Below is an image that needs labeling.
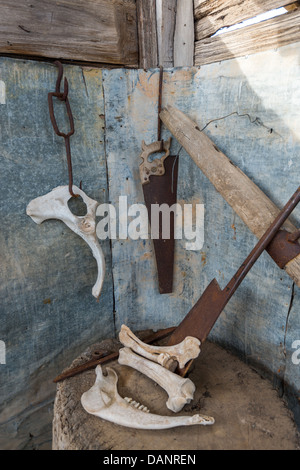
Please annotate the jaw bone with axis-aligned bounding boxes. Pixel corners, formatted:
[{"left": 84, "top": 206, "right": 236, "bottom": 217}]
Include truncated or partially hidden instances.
[
  {"left": 81, "top": 365, "right": 214, "bottom": 430},
  {"left": 119, "top": 324, "right": 201, "bottom": 370},
  {"left": 26, "top": 185, "right": 105, "bottom": 299},
  {"left": 118, "top": 347, "right": 196, "bottom": 413}
]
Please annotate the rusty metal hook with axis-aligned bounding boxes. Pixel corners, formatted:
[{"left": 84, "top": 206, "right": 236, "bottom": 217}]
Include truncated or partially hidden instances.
[
  {"left": 54, "top": 60, "right": 68, "bottom": 100},
  {"left": 48, "top": 92, "right": 75, "bottom": 139},
  {"left": 48, "top": 61, "right": 78, "bottom": 198}
]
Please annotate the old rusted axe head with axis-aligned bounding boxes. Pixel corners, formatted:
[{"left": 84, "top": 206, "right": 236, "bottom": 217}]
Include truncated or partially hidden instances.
[{"left": 168, "top": 186, "right": 300, "bottom": 376}]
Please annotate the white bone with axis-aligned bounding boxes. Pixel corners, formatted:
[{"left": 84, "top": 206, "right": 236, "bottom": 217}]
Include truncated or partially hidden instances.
[
  {"left": 118, "top": 347, "right": 197, "bottom": 413},
  {"left": 26, "top": 185, "right": 105, "bottom": 299},
  {"left": 81, "top": 365, "right": 214, "bottom": 429},
  {"left": 119, "top": 324, "right": 200, "bottom": 369}
]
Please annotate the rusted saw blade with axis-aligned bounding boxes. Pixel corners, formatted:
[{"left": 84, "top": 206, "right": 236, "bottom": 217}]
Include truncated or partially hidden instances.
[
  {"left": 168, "top": 186, "right": 300, "bottom": 376},
  {"left": 139, "top": 137, "right": 178, "bottom": 294}
]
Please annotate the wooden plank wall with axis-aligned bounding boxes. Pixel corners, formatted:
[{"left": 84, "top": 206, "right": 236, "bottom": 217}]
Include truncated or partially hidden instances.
[
  {"left": 0, "top": 0, "right": 138, "bottom": 66},
  {"left": 1, "top": 45, "right": 299, "bottom": 447},
  {"left": 0, "top": 0, "right": 195, "bottom": 69},
  {"left": 102, "top": 43, "right": 300, "bottom": 416},
  {"left": 1, "top": 0, "right": 300, "bottom": 450},
  {"left": 194, "top": 0, "right": 300, "bottom": 66},
  {"left": 0, "top": 45, "right": 300, "bottom": 450},
  {"left": 0, "top": 58, "right": 114, "bottom": 449},
  {"left": 137, "top": 0, "right": 194, "bottom": 68},
  {"left": 104, "top": 43, "right": 300, "bottom": 366},
  {"left": 136, "top": 0, "right": 158, "bottom": 69},
  {"left": 2, "top": 1, "right": 300, "bottom": 69}
]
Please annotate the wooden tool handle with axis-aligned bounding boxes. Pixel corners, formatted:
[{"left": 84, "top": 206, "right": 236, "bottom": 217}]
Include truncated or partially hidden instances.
[{"left": 160, "top": 105, "right": 300, "bottom": 288}]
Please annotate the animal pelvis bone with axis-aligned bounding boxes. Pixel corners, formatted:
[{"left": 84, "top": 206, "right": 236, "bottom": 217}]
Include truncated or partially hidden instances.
[
  {"left": 119, "top": 324, "right": 200, "bottom": 370},
  {"left": 26, "top": 185, "right": 105, "bottom": 299},
  {"left": 119, "top": 347, "right": 196, "bottom": 413},
  {"left": 81, "top": 365, "right": 214, "bottom": 430}
]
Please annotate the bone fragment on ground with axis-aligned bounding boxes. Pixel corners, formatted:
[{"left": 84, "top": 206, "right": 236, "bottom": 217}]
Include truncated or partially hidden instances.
[
  {"left": 119, "top": 324, "right": 200, "bottom": 370},
  {"left": 81, "top": 365, "right": 214, "bottom": 429},
  {"left": 118, "top": 347, "right": 198, "bottom": 413}
]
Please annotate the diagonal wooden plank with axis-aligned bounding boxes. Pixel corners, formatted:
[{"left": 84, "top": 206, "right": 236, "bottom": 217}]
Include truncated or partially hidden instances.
[
  {"left": 160, "top": 104, "right": 300, "bottom": 288},
  {"left": 195, "top": 9, "right": 300, "bottom": 65},
  {"left": 194, "top": 0, "right": 294, "bottom": 40}
]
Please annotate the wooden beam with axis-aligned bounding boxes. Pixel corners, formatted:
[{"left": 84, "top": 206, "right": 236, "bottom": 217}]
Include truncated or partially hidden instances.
[
  {"left": 160, "top": 105, "right": 300, "bottom": 288},
  {"left": 194, "top": 9, "right": 300, "bottom": 66},
  {"left": 156, "top": 0, "right": 177, "bottom": 67},
  {"left": 0, "top": 0, "right": 138, "bottom": 67},
  {"left": 194, "top": 0, "right": 295, "bottom": 40},
  {"left": 136, "top": 0, "right": 158, "bottom": 69},
  {"left": 174, "top": 0, "right": 194, "bottom": 66}
]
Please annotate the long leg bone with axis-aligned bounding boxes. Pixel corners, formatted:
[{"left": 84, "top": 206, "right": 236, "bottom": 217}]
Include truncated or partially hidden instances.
[
  {"left": 118, "top": 347, "right": 196, "bottom": 413},
  {"left": 81, "top": 365, "right": 214, "bottom": 429},
  {"left": 26, "top": 185, "right": 105, "bottom": 299},
  {"left": 119, "top": 324, "right": 200, "bottom": 370}
]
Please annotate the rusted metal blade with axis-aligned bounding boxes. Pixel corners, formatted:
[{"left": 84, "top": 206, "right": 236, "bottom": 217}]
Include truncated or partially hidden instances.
[
  {"left": 168, "top": 186, "right": 300, "bottom": 375},
  {"left": 266, "top": 229, "right": 300, "bottom": 268},
  {"left": 141, "top": 146, "right": 179, "bottom": 294},
  {"left": 168, "top": 279, "right": 224, "bottom": 347}
]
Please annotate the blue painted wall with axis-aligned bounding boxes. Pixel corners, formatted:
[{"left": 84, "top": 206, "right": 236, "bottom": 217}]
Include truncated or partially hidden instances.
[
  {"left": 0, "top": 59, "right": 114, "bottom": 449},
  {"left": 0, "top": 43, "right": 299, "bottom": 448}
]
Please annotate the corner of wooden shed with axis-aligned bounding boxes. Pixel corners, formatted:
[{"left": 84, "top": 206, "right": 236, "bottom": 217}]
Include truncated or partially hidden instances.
[{"left": 0, "top": 0, "right": 299, "bottom": 451}]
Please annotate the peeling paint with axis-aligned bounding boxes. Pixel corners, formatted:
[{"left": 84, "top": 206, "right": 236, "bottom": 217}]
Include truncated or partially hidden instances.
[{"left": 140, "top": 252, "right": 152, "bottom": 261}]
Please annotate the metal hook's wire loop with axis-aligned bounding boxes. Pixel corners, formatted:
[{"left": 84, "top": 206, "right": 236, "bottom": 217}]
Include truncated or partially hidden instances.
[{"left": 48, "top": 61, "right": 78, "bottom": 197}]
